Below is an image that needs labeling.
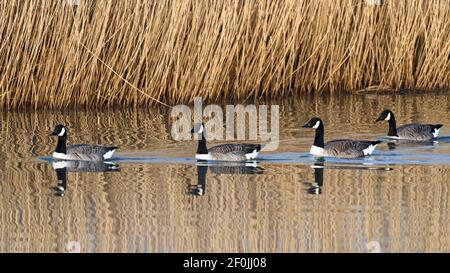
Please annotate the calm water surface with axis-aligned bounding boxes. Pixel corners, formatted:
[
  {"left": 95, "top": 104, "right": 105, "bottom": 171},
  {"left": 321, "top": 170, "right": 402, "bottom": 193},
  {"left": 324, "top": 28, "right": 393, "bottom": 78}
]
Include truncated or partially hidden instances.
[{"left": 0, "top": 92, "right": 449, "bottom": 252}]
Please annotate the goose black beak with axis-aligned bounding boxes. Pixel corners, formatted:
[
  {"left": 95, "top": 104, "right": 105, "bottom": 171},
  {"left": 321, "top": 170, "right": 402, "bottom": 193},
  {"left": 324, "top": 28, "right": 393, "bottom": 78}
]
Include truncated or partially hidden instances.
[
  {"left": 302, "top": 123, "right": 310, "bottom": 128},
  {"left": 49, "top": 132, "right": 57, "bottom": 136},
  {"left": 375, "top": 117, "right": 383, "bottom": 122}
]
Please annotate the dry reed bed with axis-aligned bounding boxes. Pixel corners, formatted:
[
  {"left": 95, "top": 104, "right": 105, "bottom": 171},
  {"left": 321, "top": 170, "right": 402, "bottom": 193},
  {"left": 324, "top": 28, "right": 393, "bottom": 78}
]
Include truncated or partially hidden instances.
[{"left": 0, "top": 0, "right": 449, "bottom": 109}]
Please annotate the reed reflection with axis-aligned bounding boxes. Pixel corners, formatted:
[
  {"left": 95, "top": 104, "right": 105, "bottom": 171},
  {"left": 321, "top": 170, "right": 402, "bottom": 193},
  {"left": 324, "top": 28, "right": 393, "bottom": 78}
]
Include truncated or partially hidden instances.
[{"left": 50, "top": 161, "right": 120, "bottom": 197}]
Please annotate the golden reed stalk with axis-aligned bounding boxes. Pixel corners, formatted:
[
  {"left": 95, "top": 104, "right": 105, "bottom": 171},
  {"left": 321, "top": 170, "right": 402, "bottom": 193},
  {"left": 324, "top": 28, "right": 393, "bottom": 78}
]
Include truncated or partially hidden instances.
[{"left": 0, "top": 0, "right": 449, "bottom": 109}]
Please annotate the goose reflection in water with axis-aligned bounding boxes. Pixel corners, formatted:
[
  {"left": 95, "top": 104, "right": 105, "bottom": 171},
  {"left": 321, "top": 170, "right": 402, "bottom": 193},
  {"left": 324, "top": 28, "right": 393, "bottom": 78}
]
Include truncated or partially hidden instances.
[
  {"left": 51, "top": 161, "right": 120, "bottom": 197},
  {"left": 305, "top": 161, "right": 394, "bottom": 195},
  {"left": 187, "top": 162, "right": 264, "bottom": 196},
  {"left": 380, "top": 136, "right": 445, "bottom": 151},
  {"left": 307, "top": 161, "right": 324, "bottom": 195},
  {"left": 386, "top": 140, "right": 438, "bottom": 151}
]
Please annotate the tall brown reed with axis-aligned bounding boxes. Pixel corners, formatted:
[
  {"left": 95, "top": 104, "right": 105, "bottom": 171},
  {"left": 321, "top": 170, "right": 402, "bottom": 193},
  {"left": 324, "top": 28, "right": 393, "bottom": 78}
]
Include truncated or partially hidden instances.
[{"left": 0, "top": 0, "right": 449, "bottom": 109}]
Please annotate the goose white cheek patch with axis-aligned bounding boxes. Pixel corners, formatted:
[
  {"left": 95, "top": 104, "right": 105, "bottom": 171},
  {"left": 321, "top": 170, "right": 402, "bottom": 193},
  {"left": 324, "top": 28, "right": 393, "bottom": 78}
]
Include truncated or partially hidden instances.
[
  {"left": 385, "top": 113, "right": 391, "bottom": 121},
  {"left": 198, "top": 125, "right": 204, "bottom": 134},
  {"left": 58, "top": 128, "right": 66, "bottom": 136},
  {"left": 312, "top": 121, "right": 321, "bottom": 129}
]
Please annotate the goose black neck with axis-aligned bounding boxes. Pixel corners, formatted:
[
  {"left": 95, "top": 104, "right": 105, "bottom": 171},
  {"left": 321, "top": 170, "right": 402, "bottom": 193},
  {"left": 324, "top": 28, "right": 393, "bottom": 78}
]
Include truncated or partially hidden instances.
[
  {"left": 196, "top": 132, "right": 208, "bottom": 154},
  {"left": 387, "top": 114, "right": 398, "bottom": 137},
  {"left": 313, "top": 124, "right": 325, "bottom": 148},
  {"left": 55, "top": 136, "right": 67, "bottom": 154}
]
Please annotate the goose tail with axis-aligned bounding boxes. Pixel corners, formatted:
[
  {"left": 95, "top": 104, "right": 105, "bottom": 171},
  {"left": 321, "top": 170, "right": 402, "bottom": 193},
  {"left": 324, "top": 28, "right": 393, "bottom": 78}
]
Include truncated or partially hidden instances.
[
  {"left": 432, "top": 125, "right": 443, "bottom": 138},
  {"left": 103, "top": 147, "right": 119, "bottom": 160},
  {"left": 255, "top": 144, "right": 262, "bottom": 152},
  {"left": 363, "top": 141, "right": 381, "bottom": 156}
]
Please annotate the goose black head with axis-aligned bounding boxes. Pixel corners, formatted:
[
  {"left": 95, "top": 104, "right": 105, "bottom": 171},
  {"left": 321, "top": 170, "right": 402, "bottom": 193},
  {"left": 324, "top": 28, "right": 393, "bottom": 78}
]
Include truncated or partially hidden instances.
[
  {"left": 50, "top": 124, "right": 67, "bottom": 137},
  {"left": 191, "top": 123, "right": 205, "bottom": 134},
  {"left": 376, "top": 109, "right": 393, "bottom": 122},
  {"left": 302, "top": 117, "right": 323, "bottom": 129}
]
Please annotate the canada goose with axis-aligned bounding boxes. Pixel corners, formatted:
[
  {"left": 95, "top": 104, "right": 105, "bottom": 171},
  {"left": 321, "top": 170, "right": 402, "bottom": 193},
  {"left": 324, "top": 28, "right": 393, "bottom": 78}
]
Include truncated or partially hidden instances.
[
  {"left": 50, "top": 124, "right": 119, "bottom": 161},
  {"left": 302, "top": 117, "right": 381, "bottom": 158},
  {"left": 191, "top": 123, "right": 261, "bottom": 161},
  {"left": 376, "top": 109, "right": 443, "bottom": 141}
]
